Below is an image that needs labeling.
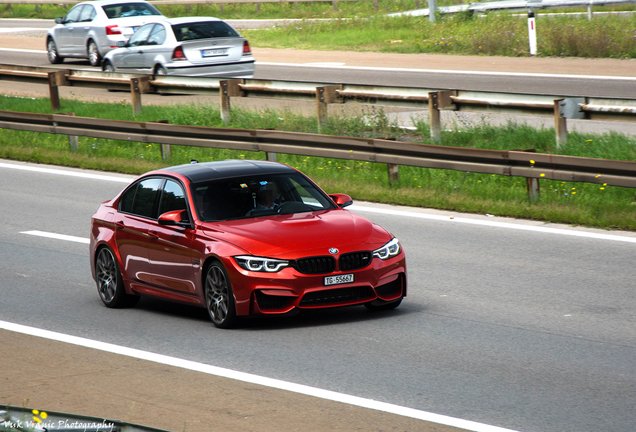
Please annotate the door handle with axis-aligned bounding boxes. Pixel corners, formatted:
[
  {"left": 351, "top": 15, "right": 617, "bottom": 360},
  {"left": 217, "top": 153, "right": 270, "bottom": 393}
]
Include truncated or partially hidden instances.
[
  {"left": 149, "top": 230, "right": 159, "bottom": 240},
  {"left": 115, "top": 220, "right": 125, "bottom": 229}
]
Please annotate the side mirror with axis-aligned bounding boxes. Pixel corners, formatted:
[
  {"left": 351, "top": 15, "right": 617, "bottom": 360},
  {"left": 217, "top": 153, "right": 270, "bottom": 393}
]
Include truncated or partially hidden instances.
[
  {"left": 117, "top": 40, "right": 127, "bottom": 48},
  {"left": 55, "top": 17, "right": 64, "bottom": 24},
  {"left": 329, "top": 193, "right": 353, "bottom": 208},
  {"left": 158, "top": 210, "right": 190, "bottom": 227}
]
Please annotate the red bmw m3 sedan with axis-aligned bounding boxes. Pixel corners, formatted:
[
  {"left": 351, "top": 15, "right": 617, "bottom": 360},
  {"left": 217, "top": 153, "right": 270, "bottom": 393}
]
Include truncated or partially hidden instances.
[{"left": 90, "top": 160, "right": 407, "bottom": 328}]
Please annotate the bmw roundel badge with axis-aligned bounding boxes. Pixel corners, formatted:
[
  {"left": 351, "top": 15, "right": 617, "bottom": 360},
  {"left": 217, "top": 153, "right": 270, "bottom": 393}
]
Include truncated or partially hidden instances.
[{"left": 329, "top": 248, "right": 339, "bottom": 254}]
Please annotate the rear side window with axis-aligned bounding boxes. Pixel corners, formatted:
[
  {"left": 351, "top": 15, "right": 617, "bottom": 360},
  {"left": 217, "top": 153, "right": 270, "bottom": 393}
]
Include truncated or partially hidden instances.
[
  {"left": 147, "top": 24, "right": 166, "bottom": 45},
  {"left": 172, "top": 21, "right": 239, "bottom": 42},
  {"left": 119, "top": 178, "right": 163, "bottom": 218},
  {"left": 102, "top": 2, "right": 162, "bottom": 19}
]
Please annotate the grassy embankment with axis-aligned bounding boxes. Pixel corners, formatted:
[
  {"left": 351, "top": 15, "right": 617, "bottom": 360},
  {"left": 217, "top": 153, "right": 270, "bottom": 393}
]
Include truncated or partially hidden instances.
[{"left": 0, "top": 3, "right": 635, "bottom": 229}]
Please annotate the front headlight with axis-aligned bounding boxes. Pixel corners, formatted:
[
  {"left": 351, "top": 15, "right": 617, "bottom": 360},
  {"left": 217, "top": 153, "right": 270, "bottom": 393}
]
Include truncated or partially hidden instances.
[
  {"left": 372, "top": 238, "right": 401, "bottom": 260},
  {"left": 234, "top": 256, "right": 289, "bottom": 273}
]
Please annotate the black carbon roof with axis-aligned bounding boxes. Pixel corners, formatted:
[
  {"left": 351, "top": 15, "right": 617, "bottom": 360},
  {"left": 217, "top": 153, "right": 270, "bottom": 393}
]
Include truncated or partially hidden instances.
[{"left": 163, "top": 159, "right": 295, "bottom": 183}]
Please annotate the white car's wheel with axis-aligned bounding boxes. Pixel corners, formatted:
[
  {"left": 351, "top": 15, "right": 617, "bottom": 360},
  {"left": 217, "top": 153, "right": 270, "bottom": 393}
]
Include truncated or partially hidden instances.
[
  {"left": 88, "top": 40, "right": 102, "bottom": 67},
  {"left": 102, "top": 60, "right": 115, "bottom": 73},
  {"left": 47, "top": 38, "right": 63, "bottom": 64}
]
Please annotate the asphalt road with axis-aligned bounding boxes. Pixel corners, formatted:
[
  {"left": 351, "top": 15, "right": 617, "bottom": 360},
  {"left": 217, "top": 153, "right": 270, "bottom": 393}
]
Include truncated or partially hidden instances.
[
  {"left": 1, "top": 161, "right": 636, "bottom": 432},
  {"left": 2, "top": 18, "right": 636, "bottom": 99}
]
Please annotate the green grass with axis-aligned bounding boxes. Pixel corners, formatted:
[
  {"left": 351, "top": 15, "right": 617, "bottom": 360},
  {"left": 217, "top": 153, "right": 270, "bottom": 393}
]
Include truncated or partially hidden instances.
[
  {"left": 1, "top": 95, "right": 635, "bottom": 230},
  {"left": 243, "top": 12, "right": 636, "bottom": 58}
]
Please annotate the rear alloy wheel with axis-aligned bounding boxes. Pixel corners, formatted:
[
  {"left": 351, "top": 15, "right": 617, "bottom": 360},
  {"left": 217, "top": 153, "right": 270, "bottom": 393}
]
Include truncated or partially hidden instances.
[
  {"left": 88, "top": 40, "right": 102, "bottom": 67},
  {"left": 102, "top": 60, "right": 115, "bottom": 73},
  {"left": 47, "top": 38, "right": 63, "bottom": 64},
  {"left": 204, "top": 262, "right": 237, "bottom": 329},
  {"left": 364, "top": 297, "right": 403, "bottom": 312},
  {"left": 95, "top": 247, "right": 139, "bottom": 308}
]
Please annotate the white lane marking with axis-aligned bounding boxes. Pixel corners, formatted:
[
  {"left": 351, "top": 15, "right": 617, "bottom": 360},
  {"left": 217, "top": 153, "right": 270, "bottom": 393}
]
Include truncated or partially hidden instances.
[
  {"left": 0, "top": 162, "right": 133, "bottom": 183},
  {"left": 21, "top": 230, "right": 90, "bottom": 244},
  {"left": 0, "top": 47, "right": 44, "bottom": 53},
  {"left": 0, "top": 320, "right": 521, "bottom": 432},
  {"left": 257, "top": 61, "right": 636, "bottom": 81},
  {"left": 350, "top": 205, "right": 636, "bottom": 244},
  {"left": 0, "top": 27, "right": 44, "bottom": 33}
]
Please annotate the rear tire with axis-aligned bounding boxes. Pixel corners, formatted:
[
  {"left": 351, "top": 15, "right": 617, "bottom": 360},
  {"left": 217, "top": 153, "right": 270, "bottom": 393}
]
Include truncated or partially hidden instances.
[
  {"left": 88, "top": 40, "right": 102, "bottom": 67},
  {"left": 204, "top": 261, "right": 237, "bottom": 329},
  {"left": 95, "top": 247, "right": 139, "bottom": 308},
  {"left": 47, "top": 38, "right": 63, "bottom": 64},
  {"left": 155, "top": 65, "right": 167, "bottom": 76}
]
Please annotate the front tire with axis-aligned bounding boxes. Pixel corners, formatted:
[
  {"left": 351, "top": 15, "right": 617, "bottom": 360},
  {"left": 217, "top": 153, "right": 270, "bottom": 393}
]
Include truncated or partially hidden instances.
[
  {"left": 88, "top": 40, "right": 102, "bottom": 67},
  {"left": 204, "top": 261, "right": 237, "bottom": 329},
  {"left": 47, "top": 38, "right": 63, "bottom": 64},
  {"left": 95, "top": 247, "right": 139, "bottom": 308},
  {"left": 102, "top": 60, "right": 115, "bottom": 73}
]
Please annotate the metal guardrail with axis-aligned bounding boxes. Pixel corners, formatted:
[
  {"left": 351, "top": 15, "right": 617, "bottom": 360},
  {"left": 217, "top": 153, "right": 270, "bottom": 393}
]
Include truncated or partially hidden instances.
[
  {"left": 1, "top": 63, "right": 635, "bottom": 150},
  {"left": 1, "top": 406, "right": 170, "bottom": 432},
  {"left": 1, "top": 109, "right": 635, "bottom": 193}
]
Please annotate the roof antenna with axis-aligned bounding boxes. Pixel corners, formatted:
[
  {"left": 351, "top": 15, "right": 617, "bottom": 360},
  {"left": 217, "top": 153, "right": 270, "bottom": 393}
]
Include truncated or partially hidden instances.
[{"left": 190, "top": 159, "right": 199, "bottom": 164}]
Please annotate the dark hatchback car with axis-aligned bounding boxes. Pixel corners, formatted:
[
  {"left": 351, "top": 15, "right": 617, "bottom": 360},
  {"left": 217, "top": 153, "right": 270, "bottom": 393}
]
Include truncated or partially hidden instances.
[{"left": 90, "top": 160, "right": 407, "bottom": 328}]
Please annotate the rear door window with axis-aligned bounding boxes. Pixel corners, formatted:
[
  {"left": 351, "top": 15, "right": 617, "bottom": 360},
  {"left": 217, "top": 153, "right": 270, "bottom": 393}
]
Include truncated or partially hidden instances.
[{"left": 119, "top": 177, "right": 163, "bottom": 219}]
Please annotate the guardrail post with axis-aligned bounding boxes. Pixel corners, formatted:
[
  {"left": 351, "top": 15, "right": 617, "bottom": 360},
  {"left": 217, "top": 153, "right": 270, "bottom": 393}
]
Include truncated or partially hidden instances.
[
  {"left": 220, "top": 79, "right": 245, "bottom": 123},
  {"left": 316, "top": 85, "right": 341, "bottom": 131},
  {"left": 149, "top": 120, "right": 171, "bottom": 160},
  {"left": 57, "top": 112, "right": 79, "bottom": 152},
  {"left": 332, "top": 0, "right": 338, "bottom": 10},
  {"left": 130, "top": 76, "right": 151, "bottom": 116},
  {"left": 527, "top": 177, "right": 540, "bottom": 202},
  {"left": 429, "top": 92, "right": 441, "bottom": 142},
  {"left": 554, "top": 100, "right": 568, "bottom": 150},
  {"left": 554, "top": 98, "right": 585, "bottom": 150},
  {"left": 48, "top": 70, "right": 68, "bottom": 111},
  {"left": 387, "top": 164, "right": 399, "bottom": 184}
]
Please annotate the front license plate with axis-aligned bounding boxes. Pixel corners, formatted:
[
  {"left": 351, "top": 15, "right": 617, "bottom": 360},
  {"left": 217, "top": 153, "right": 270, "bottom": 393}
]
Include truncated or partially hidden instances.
[
  {"left": 201, "top": 48, "right": 229, "bottom": 57},
  {"left": 324, "top": 273, "right": 354, "bottom": 286}
]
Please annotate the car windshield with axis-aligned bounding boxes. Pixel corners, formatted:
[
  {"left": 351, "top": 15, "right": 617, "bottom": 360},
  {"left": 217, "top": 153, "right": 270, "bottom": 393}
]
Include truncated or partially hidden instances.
[
  {"left": 172, "top": 21, "right": 239, "bottom": 42},
  {"left": 102, "top": 2, "right": 162, "bottom": 19},
  {"left": 192, "top": 173, "right": 337, "bottom": 222}
]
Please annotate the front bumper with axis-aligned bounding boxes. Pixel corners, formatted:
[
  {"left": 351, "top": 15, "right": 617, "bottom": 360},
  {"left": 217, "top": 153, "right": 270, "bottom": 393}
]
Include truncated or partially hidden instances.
[{"left": 225, "top": 254, "right": 407, "bottom": 316}]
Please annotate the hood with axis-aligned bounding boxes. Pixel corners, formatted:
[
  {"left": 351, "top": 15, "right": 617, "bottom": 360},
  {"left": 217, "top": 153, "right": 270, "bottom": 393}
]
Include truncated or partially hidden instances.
[{"left": 201, "top": 209, "right": 392, "bottom": 258}]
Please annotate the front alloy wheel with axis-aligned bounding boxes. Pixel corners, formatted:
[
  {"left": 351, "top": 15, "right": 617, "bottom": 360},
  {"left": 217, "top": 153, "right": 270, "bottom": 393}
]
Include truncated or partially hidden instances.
[
  {"left": 47, "top": 38, "right": 63, "bottom": 64},
  {"left": 102, "top": 60, "right": 115, "bottom": 73},
  {"left": 95, "top": 247, "right": 139, "bottom": 308},
  {"left": 204, "top": 262, "right": 237, "bottom": 328}
]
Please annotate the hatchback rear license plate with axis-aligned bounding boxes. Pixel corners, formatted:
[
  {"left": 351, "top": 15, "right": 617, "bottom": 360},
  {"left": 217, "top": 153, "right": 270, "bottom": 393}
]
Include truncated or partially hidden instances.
[
  {"left": 202, "top": 48, "right": 229, "bottom": 57},
  {"left": 324, "top": 273, "right": 354, "bottom": 286}
]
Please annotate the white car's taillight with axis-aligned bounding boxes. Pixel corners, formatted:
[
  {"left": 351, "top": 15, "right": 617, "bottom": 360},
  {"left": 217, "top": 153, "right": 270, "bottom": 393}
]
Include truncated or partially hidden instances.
[
  {"left": 243, "top": 41, "right": 252, "bottom": 56},
  {"left": 105, "top": 25, "right": 121, "bottom": 35},
  {"left": 172, "top": 46, "right": 186, "bottom": 61}
]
